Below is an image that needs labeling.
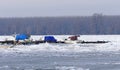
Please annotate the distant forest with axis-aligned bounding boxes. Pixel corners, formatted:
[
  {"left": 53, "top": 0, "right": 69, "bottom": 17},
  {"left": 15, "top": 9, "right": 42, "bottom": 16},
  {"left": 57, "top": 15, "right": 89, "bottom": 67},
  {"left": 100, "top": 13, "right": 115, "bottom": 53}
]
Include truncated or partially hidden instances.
[{"left": 0, "top": 14, "right": 120, "bottom": 35}]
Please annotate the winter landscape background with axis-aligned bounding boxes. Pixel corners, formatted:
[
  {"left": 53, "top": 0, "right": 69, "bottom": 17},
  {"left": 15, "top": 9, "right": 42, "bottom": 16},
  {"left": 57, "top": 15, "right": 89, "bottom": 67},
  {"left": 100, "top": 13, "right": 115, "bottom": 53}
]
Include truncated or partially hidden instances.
[
  {"left": 0, "top": 0, "right": 120, "bottom": 70},
  {"left": 0, "top": 14, "right": 120, "bottom": 35},
  {"left": 0, "top": 14, "right": 120, "bottom": 70}
]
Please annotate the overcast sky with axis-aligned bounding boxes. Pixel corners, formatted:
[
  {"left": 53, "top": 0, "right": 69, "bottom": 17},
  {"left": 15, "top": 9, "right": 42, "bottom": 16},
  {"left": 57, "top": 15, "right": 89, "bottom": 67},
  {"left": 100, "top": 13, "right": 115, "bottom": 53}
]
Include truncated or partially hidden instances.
[{"left": 0, "top": 0, "right": 120, "bottom": 17}]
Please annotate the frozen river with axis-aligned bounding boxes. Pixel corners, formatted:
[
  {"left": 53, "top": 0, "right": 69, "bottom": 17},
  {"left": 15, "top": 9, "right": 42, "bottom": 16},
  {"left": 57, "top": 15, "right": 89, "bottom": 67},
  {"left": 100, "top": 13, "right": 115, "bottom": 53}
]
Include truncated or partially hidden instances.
[
  {"left": 0, "top": 49, "right": 120, "bottom": 70},
  {"left": 0, "top": 35, "right": 120, "bottom": 70}
]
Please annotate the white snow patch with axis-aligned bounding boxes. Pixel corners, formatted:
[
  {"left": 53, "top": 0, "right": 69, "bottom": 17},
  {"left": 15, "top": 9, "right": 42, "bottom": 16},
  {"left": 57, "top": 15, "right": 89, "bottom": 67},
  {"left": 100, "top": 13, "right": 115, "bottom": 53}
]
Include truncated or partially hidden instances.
[{"left": 0, "top": 35, "right": 120, "bottom": 53}]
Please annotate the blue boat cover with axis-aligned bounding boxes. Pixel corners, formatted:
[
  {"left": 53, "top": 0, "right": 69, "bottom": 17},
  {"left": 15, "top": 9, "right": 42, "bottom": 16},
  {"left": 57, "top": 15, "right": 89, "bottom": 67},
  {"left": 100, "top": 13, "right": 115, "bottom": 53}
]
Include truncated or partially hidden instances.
[
  {"left": 15, "top": 34, "right": 30, "bottom": 40},
  {"left": 44, "top": 36, "right": 57, "bottom": 42}
]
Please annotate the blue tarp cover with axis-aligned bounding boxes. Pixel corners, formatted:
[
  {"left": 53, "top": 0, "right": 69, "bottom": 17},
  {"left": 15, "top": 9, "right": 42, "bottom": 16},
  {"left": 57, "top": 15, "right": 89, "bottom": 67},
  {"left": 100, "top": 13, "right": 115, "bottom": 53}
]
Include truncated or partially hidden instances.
[
  {"left": 44, "top": 36, "right": 57, "bottom": 42},
  {"left": 15, "top": 34, "right": 29, "bottom": 40}
]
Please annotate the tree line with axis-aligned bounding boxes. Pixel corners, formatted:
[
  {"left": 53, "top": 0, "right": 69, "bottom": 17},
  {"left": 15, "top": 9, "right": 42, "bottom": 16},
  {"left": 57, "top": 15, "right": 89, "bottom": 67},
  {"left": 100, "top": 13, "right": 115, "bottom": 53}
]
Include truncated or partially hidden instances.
[{"left": 0, "top": 14, "right": 120, "bottom": 35}]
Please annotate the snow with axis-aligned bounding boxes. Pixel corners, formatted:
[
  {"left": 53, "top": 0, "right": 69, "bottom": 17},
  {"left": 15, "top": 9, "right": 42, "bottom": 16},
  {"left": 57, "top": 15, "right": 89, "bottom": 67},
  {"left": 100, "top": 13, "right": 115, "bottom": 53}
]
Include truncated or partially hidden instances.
[
  {"left": 0, "top": 35, "right": 119, "bottom": 53},
  {"left": 0, "top": 35, "right": 119, "bottom": 70},
  {"left": 55, "top": 66, "right": 89, "bottom": 70},
  {"left": 0, "top": 35, "right": 15, "bottom": 41}
]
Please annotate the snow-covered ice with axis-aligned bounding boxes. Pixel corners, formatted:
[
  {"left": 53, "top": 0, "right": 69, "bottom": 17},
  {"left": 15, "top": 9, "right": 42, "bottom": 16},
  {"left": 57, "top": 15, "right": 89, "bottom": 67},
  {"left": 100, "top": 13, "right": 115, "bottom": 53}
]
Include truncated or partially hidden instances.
[{"left": 0, "top": 35, "right": 120, "bottom": 70}]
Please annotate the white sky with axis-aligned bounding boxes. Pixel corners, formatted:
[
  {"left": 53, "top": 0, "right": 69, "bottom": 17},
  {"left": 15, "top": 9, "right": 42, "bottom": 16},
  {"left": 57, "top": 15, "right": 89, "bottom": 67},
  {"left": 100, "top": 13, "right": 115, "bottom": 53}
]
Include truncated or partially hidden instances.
[{"left": 0, "top": 0, "right": 119, "bottom": 17}]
